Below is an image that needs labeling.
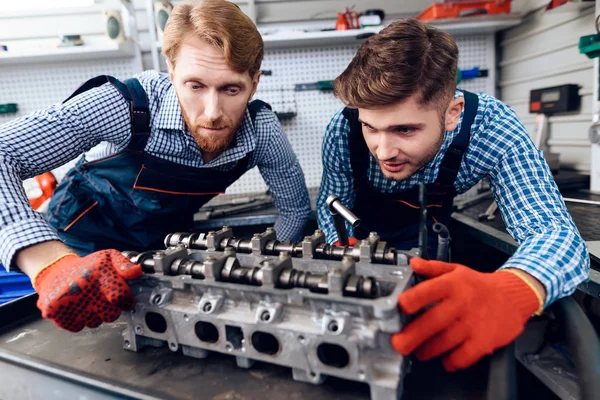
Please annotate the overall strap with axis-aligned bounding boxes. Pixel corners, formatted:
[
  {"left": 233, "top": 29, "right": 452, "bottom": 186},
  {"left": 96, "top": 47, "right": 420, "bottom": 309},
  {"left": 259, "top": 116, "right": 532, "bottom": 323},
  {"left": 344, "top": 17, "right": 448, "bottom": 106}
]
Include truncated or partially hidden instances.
[
  {"left": 343, "top": 107, "right": 370, "bottom": 185},
  {"left": 248, "top": 99, "right": 272, "bottom": 123},
  {"left": 63, "top": 75, "right": 151, "bottom": 152},
  {"left": 436, "top": 90, "right": 479, "bottom": 185}
]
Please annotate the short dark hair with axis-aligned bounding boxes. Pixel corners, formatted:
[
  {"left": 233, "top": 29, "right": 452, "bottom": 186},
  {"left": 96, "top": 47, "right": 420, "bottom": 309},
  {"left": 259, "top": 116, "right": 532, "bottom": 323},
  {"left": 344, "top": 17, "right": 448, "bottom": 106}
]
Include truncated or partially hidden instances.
[{"left": 334, "top": 18, "right": 459, "bottom": 110}]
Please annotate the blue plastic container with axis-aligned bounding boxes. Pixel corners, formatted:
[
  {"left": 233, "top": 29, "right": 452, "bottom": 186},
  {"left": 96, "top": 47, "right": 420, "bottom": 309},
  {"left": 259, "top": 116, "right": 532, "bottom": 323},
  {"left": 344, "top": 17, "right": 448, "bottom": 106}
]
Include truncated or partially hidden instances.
[{"left": 0, "top": 268, "right": 35, "bottom": 305}]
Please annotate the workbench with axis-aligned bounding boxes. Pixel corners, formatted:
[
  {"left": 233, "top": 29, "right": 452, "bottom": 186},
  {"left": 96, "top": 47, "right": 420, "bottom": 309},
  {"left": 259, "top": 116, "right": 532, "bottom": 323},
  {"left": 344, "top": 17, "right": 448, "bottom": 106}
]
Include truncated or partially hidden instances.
[{"left": 1, "top": 294, "right": 560, "bottom": 400}]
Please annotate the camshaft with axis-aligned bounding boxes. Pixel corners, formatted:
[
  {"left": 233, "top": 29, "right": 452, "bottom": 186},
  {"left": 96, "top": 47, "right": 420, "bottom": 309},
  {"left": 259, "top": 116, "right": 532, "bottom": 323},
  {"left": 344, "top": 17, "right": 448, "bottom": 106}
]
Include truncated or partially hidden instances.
[
  {"left": 163, "top": 231, "right": 397, "bottom": 264},
  {"left": 122, "top": 251, "right": 379, "bottom": 299}
]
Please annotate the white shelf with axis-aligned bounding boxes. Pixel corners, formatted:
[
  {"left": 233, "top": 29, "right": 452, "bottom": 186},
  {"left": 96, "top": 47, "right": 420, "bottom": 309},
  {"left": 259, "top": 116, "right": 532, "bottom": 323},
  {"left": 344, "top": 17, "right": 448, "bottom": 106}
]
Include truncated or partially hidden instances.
[
  {"left": 151, "top": 14, "right": 521, "bottom": 64},
  {"left": 261, "top": 25, "right": 384, "bottom": 49},
  {"left": 257, "top": 15, "right": 521, "bottom": 49},
  {"left": 427, "top": 14, "right": 522, "bottom": 35},
  {"left": 260, "top": 15, "right": 520, "bottom": 49},
  {"left": 0, "top": 39, "right": 137, "bottom": 66}
]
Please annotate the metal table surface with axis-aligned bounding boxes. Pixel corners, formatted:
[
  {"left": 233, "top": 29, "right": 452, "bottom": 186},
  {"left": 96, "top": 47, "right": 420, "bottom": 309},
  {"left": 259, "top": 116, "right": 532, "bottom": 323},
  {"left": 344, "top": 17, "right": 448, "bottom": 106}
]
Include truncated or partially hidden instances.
[{"left": 0, "top": 296, "right": 557, "bottom": 400}]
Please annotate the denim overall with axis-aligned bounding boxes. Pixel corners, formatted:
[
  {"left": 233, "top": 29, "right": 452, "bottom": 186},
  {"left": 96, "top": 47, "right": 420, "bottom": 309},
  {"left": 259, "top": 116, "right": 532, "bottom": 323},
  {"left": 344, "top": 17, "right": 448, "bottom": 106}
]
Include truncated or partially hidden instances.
[{"left": 48, "top": 75, "right": 269, "bottom": 255}]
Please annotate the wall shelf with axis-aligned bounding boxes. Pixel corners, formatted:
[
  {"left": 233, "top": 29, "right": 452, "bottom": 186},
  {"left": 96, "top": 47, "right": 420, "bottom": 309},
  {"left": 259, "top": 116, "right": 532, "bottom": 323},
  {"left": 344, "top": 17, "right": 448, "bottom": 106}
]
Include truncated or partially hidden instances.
[
  {"left": 0, "top": 39, "right": 136, "bottom": 66},
  {"left": 261, "top": 25, "right": 383, "bottom": 49},
  {"left": 152, "top": 13, "right": 521, "bottom": 55},
  {"left": 256, "top": 15, "right": 521, "bottom": 49},
  {"left": 428, "top": 13, "right": 522, "bottom": 35}
]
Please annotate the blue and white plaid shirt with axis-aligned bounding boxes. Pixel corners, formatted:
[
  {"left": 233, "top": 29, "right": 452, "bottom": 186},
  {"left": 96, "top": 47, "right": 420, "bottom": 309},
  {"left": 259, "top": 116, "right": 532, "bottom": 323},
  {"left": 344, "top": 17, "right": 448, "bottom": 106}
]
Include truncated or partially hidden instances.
[
  {"left": 317, "top": 90, "right": 589, "bottom": 307},
  {"left": 0, "top": 70, "right": 311, "bottom": 270}
]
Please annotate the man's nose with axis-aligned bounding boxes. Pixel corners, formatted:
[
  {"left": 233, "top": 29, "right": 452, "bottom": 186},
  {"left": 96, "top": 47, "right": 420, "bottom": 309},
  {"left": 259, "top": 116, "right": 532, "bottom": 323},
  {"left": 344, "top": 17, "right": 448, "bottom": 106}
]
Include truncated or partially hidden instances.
[
  {"left": 375, "top": 133, "right": 400, "bottom": 161},
  {"left": 203, "top": 91, "right": 223, "bottom": 121}
]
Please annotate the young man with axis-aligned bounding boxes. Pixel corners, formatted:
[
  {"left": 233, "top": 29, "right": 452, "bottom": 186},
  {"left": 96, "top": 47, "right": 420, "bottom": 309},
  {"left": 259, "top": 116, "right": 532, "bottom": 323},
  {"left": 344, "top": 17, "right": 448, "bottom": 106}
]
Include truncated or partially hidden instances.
[
  {"left": 317, "top": 19, "right": 589, "bottom": 371},
  {"left": 0, "top": 0, "right": 310, "bottom": 332}
]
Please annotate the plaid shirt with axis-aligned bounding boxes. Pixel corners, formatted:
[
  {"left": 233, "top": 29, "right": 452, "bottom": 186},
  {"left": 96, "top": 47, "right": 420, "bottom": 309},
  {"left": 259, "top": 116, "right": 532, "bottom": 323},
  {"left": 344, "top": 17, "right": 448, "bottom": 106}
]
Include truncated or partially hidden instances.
[
  {"left": 317, "top": 90, "right": 589, "bottom": 307},
  {"left": 0, "top": 71, "right": 310, "bottom": 269}
]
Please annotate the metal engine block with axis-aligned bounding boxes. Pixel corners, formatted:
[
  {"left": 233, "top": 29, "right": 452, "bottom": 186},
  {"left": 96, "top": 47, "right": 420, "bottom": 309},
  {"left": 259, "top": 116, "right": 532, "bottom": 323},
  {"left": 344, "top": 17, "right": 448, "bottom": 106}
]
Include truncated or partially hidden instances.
[{"left": 121, "top": 226, "right": 415, "bottom": 400}]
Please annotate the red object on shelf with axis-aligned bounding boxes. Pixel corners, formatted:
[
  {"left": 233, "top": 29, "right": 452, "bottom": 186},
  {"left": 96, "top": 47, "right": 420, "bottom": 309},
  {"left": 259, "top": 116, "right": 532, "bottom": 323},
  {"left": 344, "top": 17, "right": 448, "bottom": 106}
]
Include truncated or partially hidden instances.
[
  {"left": 335, "top": 12, "right": 349, "bottom": 30},
  {"left": 546, "top": 0, "right": 573, "bottom": 10},
  {"left": 344, "top": 7, "right": 360, "bottom": 29},
  {"left": 416, "top": 0, "right": 511, "bottom": 21}
]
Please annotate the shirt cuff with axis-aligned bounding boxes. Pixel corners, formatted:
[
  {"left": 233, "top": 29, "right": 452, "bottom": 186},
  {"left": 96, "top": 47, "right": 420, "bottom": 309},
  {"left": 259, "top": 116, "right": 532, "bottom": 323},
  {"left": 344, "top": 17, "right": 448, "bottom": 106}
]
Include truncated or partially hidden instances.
[
  {"left": 0, "top": 217, "right": 61, "bottom": 271},
  {"left": 498, "top": 256, "right": 558, "bottom": 308}
]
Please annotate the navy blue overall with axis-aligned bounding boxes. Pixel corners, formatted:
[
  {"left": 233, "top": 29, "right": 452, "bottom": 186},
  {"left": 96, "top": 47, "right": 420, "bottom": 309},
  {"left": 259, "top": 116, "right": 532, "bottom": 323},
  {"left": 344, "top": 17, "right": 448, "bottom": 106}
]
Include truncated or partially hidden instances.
[
  {"left": 47, "top": 75, "right": 270, "bottom": 255},
  {"left": 342, "top": 91, "right": 479, "bottom": 257}
]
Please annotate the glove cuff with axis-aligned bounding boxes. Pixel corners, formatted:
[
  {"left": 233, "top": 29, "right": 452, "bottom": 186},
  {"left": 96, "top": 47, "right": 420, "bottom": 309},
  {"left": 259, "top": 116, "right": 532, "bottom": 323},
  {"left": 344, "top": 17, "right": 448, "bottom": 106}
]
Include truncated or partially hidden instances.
[
  {"left": 494, "top": 270, "right": 544, "bottom": 318},
  {"left": 32, "top": 253, "right": 79, "bottom": 290}
]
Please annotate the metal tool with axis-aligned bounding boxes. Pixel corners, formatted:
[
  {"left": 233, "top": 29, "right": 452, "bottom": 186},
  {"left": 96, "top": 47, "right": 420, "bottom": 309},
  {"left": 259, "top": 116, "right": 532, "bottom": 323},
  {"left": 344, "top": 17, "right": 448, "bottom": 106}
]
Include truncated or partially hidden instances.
[
  {"left": 418, "top": 182, "right": 428, "bottom": 258},
  {"left": 563, "top": 197, "right": 600, "bottom": 207},
  {"left": 432, "top": 223, "right": 451, "bottom": 262},
  {"left": 326, "top": 195, "right": 360, "bottom": 246},
  {"left": 479, "top": 200, "right": 498, "bottom": 221},
  {"left": 195, "top": 194, "right": 273, "bottom": 221},
  {"left": 453, "top": 189, "right": 493, "bottom": 211}
]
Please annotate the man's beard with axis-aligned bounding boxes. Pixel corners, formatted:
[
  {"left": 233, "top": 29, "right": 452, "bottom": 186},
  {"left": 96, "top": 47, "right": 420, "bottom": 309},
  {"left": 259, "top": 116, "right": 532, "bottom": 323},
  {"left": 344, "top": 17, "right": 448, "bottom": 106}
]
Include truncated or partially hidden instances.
[{"left": 182, "top": 110, "right": 243, "bottom": 154}]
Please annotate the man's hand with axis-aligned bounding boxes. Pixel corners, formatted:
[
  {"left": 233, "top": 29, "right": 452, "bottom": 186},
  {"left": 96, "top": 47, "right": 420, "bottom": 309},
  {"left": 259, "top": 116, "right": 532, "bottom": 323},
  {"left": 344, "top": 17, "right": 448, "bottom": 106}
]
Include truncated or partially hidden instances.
[
  {"left": 391, "top": 258, "right": 543, "bottom": 372},
  {"left": 31, "top": 249, "right": 142, "bottom": 332}
]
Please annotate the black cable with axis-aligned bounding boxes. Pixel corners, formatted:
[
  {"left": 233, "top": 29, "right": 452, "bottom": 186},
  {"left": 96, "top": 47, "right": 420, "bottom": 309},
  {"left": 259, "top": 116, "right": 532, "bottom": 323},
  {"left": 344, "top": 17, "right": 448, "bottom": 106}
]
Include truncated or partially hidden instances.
[
  {"left": 486, "top": 342, "right": 517, "bottom": 400},
  {"left": 551, "top": 296, "right": 600, "bottom": 400}
]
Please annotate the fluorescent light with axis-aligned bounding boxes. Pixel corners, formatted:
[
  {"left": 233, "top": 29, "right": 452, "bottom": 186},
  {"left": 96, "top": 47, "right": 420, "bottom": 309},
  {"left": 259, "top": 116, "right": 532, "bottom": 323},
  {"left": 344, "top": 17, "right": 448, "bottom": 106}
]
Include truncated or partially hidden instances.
[{"left": 1, "top": 0, "right": 95, "bottom": 11}]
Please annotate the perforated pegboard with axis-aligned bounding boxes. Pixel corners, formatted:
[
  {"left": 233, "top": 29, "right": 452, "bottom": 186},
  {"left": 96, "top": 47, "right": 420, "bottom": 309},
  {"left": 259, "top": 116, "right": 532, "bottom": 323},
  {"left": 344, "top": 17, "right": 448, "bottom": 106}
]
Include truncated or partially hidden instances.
[
  {"left": 226, "top": 33, "right": 495, "bottom": 195},
  {"left": 0, "top": 57, "right": 143, "bottom": 188},
  {"left": 0, "top": 58, "right": 141, "bottom": 123}
]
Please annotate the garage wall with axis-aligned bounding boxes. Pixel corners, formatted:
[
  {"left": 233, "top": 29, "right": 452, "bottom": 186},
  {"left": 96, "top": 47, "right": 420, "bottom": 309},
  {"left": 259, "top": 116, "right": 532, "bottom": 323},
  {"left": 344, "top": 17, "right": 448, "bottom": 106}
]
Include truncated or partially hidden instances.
[
  {"left": 498, "top": 3, "right": 596, "bottom": 172},
  {"left": 132, "top": 0, "right": 432, "bottom": 71}
]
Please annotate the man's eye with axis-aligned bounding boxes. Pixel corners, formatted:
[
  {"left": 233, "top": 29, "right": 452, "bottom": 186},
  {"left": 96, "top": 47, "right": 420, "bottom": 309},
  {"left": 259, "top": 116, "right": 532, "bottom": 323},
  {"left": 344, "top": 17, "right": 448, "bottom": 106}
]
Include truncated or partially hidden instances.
[
  {"left": 396, "top": 127, "right": 415, "bottom": 134},
  {"left": 362, "top": 123, "right": 375, "bottom": 132},
  {"left": 226, "top": 88, "right": 240, "bottom": 95}
]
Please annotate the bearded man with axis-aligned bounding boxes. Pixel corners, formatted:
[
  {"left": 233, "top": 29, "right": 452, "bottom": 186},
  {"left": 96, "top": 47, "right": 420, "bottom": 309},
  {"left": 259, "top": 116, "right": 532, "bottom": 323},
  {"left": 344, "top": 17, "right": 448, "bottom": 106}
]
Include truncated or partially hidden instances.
[{"left": 0, "top": 0, "right": 310, "bottom": 333}]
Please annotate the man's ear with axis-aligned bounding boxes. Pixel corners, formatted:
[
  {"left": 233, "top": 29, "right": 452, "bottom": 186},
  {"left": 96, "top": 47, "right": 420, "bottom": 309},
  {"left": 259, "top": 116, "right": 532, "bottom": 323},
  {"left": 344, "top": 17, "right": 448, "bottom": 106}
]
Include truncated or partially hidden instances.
[
  {"left": 444, "top": 97, "right": 465, "bottom": 132},
  {"left": 166, "top": 59, "right": 175, "bottom": 82},
  {"left": 249, "top": 70, "right": 261, "bottom": 99}
]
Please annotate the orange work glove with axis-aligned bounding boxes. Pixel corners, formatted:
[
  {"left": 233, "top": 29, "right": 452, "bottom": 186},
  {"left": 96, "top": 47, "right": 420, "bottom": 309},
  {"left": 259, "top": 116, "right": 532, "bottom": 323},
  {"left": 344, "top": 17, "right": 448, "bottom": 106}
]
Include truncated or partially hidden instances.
[
  {"left": 33, "top": 249, "right": 142, "bottom": 332},
  {"left": 333, "top": 237, "right": 358, "bottom": 246},
  {"left": 391, "top": 258, "right": 543, "bottom": 372}
]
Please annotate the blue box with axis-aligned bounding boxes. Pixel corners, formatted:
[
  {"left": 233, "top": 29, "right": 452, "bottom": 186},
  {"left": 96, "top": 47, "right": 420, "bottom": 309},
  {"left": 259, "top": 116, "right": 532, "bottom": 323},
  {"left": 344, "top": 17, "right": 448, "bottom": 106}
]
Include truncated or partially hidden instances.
[{"left": 0, "top": 269, "right": 35, "bottom": 305}]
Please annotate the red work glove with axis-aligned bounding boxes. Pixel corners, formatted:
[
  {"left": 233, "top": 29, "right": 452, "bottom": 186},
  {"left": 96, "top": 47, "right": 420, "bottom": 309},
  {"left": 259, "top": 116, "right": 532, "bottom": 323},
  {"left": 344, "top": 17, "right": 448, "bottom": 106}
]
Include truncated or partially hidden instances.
[
  {"left": 391, "top": 258, "right": 543, "bottom": 372},
  {"left": 334, "top": 237, "right": 358, "bottom": 246},
  {"left": 33, "top": 250, "right": 142, "bottom": 332}
]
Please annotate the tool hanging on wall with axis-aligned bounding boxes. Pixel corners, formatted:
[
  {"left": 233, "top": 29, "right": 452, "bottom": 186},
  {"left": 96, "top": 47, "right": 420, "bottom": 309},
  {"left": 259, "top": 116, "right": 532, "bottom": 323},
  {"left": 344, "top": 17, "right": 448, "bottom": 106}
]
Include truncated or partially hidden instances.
[
  {"left": 0, "top": 103, "right": 17, "bottom": 115},
  {"left": 294, "top": 80, "right": 334, "bottom": 92},
  {"left": 457, "top": 67, "right": 489, "bottom": 84}
]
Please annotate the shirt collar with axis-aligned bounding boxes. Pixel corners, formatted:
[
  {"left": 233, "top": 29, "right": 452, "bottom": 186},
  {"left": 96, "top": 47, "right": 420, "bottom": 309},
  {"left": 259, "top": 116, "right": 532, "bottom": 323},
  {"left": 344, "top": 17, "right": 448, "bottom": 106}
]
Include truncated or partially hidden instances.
[{"left": 155, "top": 85, "right": 186, "bottom": 131}]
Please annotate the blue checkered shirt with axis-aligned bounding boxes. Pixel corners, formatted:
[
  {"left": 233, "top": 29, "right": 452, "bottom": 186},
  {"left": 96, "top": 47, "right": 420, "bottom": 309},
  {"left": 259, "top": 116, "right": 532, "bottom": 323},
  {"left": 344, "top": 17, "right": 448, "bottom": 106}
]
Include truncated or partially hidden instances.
[
  {"left": 0, "top": 70, "right": 311, "bottom": 270},
  {"left": 317, "top": 90, "right": 589, "bottom": 307}
]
